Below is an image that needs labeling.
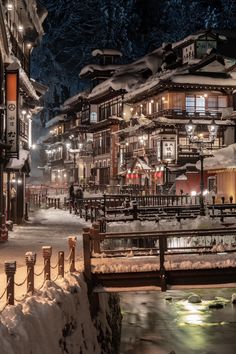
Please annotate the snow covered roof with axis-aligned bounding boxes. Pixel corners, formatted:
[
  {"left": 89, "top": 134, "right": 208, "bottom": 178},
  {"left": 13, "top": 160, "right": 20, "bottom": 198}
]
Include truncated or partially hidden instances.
[
  {"left": 115, "top": 115, "right": 151, "bottom": 135},
  {"left": 172, "top": 30, "right": 227, "bottom": 50},
  {"left": 30, "top": 79, "right": 48, "bottom": 96},
  {"left": 131, "top": 157, "right": 152, "bottom": 172},
  {"left": 62, "top": 91, "right": 88, "bottom": 111},
  {"left": 154, "top": 116, "right": 234, "bottom": 127},
  {"left": 170, "top": 163, "right": 196, "bottom": 172},
  {"left": 202, "top": 144, "right": 236, "bottom": 170},
  {"left": 7, "top": 58, "right": 40, "bottom": 101},
  {"left": 80, "top": 64, "right": 121, "bottom": 77},
  {"left": 6, "top": 148, "right": 30, "bottom": 170},
  {"left": 45, "top": 115, "right": 66, "bottom": 128},
  {"left": 175, "top": 174, "right": 188, "bottom": 181},
  {"left": 88, "top": 48, "right": 163, "bottom": 100},
  {"left": 92, "top": 49, "right": 122, "bottom": 57},
  {"left": 172, "top": 74, "right": 236, "bottom": 87}
]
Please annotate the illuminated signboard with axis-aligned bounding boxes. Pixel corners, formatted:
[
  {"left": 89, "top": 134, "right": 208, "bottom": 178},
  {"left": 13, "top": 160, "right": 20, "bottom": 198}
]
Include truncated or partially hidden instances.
[
  {"left": 162, "top": 140, "right": 176, "bottom": 161},
  {"left": 6, "top": 70, "right": 19, "bottom": 158},
  {"left": 90, "top": 111, "right": 97, "bottom": 123}
]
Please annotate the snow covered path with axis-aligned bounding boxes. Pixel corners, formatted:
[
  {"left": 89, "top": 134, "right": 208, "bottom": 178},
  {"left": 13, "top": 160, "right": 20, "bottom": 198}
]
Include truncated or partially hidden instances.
[
  {"left": 0, "top": 208, "right": 90, "bottom": 272},
  {"left": 0, "top": 208, "right": 91, "bottom": 306}
]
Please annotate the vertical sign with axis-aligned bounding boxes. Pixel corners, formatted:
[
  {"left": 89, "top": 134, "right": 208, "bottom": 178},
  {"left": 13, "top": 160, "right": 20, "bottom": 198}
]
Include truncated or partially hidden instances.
[
  {"left": 6, "top": 70, "right": 19, "bottom": 158},
  {"left": 162, "top": 140, "right": 176, "bottom": 161}
]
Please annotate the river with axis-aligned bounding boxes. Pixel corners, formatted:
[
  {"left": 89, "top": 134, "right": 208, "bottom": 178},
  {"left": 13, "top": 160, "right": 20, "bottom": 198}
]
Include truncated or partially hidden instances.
[{"left": 119, "top": 287, "right": 236, "bottom": 354}]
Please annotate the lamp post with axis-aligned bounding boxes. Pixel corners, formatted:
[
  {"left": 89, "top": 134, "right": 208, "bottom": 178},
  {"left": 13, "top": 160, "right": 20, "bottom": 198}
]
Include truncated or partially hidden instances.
[{"left": 185, "top": 119, "right": 218, "bottom": 216}]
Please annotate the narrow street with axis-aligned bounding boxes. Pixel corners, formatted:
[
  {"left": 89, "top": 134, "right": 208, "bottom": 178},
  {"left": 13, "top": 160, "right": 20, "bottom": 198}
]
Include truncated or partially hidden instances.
[
  {"left": 0, "top": 208, "right": 90, "bottom": 271},
  {"left": 0, "top": 208, "right": 90, "bottom": 306}
]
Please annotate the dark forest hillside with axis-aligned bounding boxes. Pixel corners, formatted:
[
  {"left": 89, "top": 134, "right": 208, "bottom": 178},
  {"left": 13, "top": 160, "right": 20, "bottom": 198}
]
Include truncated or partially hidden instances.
[{"left": 31, "top": 0, "right": 236, "bottom": 121}]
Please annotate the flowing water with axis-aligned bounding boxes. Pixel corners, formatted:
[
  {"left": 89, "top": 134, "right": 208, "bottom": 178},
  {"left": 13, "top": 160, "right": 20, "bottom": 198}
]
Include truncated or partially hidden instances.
[{"left": 119, "top": 288, "right": 236, "bottom": 354}]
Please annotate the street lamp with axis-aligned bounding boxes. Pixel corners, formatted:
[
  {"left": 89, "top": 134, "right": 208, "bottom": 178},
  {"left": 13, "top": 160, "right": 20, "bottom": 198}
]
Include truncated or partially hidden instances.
[{"left": 185, "top": 119, "right": 218, "bottom": 216}]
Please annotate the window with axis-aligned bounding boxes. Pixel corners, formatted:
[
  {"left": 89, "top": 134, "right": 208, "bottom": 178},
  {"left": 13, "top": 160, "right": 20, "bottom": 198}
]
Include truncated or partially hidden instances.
[
  {"left": 212, "top": 137, "right": 221, "bottom": 148},
  {"left": 156, "top": 101, "right": 159, "bottom": 113},
  {"left": 208, "top": 176, "right": 216, "bottom": 192},
  {"left": 208, "top": 96, "right": 217, "bottom": 110},
  {"left": 218, "top": 96, "right": 227, "bottom": 108},
  {"left": 173, "top": 94, "right": 183, "bottom": 110},
  {"left": 148, "top": 102, "right": 152, "bottom": 115},
  {"left": 179, "top": 137, "right": 188, "bottom": 146},
  {"left": 196, "top": 95, "right": 205, "bottom": 112},
  {"left": 186, "top": 96, "right": 195, "bottom": 112}
]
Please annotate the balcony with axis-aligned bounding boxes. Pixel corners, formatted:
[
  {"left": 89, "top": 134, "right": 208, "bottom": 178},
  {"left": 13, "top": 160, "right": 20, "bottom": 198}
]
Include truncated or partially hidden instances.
[
  {"left": 178, "top": 144, "right": 224, "bottom": 163},
  {"left": 153, "top": 109, "right": 222, "bottom": 120},
  {"left": 10, "top": 32, "right": 30, "bottom": 75}
]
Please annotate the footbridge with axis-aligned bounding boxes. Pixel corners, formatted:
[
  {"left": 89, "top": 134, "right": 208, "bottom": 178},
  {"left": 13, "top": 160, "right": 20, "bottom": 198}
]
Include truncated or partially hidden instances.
[{"left": 82, "top": 224, "right": 236, "bottom": 292}]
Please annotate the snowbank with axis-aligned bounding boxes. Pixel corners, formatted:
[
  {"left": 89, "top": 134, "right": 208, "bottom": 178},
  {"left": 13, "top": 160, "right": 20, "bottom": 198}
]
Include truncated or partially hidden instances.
[
  {"left": 107, "top": 215, "right": 224, "bottom": 233},
  {"left": 0, "top": 274, "right": 121, "bottom": 354}
]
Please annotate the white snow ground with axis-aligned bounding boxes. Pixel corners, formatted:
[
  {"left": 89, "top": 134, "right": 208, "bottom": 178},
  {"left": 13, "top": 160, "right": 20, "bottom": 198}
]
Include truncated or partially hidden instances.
[
  {"left": 1, "top": 207, "right": 236, "bottom": 354},
  {"left": 0, "top": 209, "right": 117, "bottom": 354},
  {"left": 0, "top": 273, "right": 114, "bottom": 354}
]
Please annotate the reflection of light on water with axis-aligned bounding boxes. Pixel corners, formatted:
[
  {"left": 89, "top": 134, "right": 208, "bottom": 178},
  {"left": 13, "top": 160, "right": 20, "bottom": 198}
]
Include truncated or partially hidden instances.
[
  {"left": 183, "top": 313, "right": 203, "bottom": 325},
  {"left": 176, "top": 300, "right": 209, "bottom": 326},
  {"left": 177, "top": 300, "right": 230, "bottom": 327}
]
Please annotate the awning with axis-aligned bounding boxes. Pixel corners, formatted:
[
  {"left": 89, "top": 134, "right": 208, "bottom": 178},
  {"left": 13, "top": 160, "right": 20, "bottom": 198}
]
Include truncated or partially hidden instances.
[
  {"left": 135, "top": 157, "right": 152, "bottom": 171},
  {"left": 120, "top": 157, "right": 153, "bottom": 176},
  {"left": 175, "top": 174, "right": 188, "bottom": 181},
  {"left": 5, "top": 148, "right": 30, "bottom": 171}
]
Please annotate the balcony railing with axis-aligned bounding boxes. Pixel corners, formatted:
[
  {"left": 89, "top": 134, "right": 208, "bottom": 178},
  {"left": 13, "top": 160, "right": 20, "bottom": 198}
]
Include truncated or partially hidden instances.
[
  {"left": 10, "top": 32, "right": 30, "bottom": 75},
  {"left": 152, "top": 109, "right": 222, "bottom": 120},
  {"left": 178, "top": 145, "right": 224, "bottom": 160},
  {"left": 133, "top": 147, "right": 156, "bottom": 158}
]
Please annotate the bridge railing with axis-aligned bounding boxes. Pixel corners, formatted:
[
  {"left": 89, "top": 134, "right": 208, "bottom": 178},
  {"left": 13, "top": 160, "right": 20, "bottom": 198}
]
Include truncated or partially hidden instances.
[{"left": 82, "top": 224, "right": 236, "bottom": 289}]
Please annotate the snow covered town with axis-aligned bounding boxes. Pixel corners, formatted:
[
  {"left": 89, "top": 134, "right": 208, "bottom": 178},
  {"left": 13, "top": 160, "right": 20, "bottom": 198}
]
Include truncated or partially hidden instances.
[{"left": 1, "top": 1, "right": 236, "bottom": 354}]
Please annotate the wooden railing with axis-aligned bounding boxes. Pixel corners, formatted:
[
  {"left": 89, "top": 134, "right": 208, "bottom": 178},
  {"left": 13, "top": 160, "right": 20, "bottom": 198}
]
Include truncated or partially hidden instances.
[
  {"left": 152, "top": 109, "right": 222, "bottom": 120},
  {"left": 0, "top": 237, "right": 77, "bottom": 311},
  {"left": 83, "top": 224, "right": 236, "bottom": 290}
]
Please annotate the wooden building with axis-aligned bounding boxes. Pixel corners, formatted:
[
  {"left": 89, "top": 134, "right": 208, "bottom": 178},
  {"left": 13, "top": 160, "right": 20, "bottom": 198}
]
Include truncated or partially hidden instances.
[
  {"left": 0, "top": 0, "right": 47, "bottom": 228},
  {"left": 43, "top": 30, "right": 236, "bottom": 196}
]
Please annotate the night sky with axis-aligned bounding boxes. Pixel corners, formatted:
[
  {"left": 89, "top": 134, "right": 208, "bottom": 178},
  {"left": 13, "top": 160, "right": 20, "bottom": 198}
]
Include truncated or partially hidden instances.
[{"left": 31, "top": 0, "right": 236, "bottom": 117}]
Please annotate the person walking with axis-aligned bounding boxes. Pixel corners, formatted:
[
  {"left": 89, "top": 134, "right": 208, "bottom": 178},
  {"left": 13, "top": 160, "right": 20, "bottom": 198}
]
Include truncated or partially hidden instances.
[{"left": 68, "top": 183, "right": 75, "bottom": 212}]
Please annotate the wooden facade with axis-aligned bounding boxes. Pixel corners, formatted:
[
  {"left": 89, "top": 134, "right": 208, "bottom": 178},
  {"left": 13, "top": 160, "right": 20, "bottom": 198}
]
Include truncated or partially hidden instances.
[{"left": 44, "top": 30, "right": 236, "bottom": 196}]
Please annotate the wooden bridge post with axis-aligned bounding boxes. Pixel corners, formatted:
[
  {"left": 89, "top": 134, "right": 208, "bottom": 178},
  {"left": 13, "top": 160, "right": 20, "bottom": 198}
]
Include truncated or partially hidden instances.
[
  {"left": 92, "top": 222, "right": 100, "bottom": 253},
  {"left": 42, "top": 246, "right": 52, "bottom": 281},
  {"left": 25, "top": 252, "right": 36, "bottom": 294},
  {"left": 103, "top": 194, "right": 107, "bottom": 217},
  {"left": 68, "top": 236, "right": 77, "bottom": 272},
  {"left": 132, "top": 200, "right": 138, "bottom": 220},
  {"left": 91, "top": 206, "right": 94, "bottom": 222},
  {"left": 220, "top": 209, "right": 224, "bottom": 223},
  {"left": 25, "top": 202, "right": 29, "bottom": 221},
  {"left": 58, "top": 251, "right": 64, "bottom": 277},
  {"left": 5, "top": 261, "right": 16, "bottom": 305},
  {"left": 159, "top": 235, "right": 167, "bottom": 291},
  {"left": 85, "top": 204, "right": 88, "bottom": 221},
  {"left": 83, "top": 228, "right": 92, "bottom": 282}
]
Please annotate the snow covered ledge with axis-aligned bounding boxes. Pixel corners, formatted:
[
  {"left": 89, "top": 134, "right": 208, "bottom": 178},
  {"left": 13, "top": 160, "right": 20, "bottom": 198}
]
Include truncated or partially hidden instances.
[{"left": 0, "top": 273, "right": 121, "bottom": 354}]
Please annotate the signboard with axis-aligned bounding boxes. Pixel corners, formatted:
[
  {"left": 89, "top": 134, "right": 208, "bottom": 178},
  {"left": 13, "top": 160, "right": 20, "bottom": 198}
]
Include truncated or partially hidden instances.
[
  {"left": 162, "top": 140, "right": 176, "bottom": 161},
  {"left": 6, "top": 70, "right": 19, "bottom": 158},
  {"left": 90, "top": 111, "right": 97, "bottom": 123}
]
